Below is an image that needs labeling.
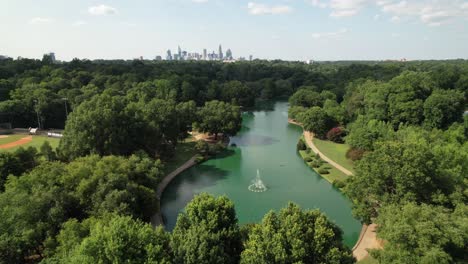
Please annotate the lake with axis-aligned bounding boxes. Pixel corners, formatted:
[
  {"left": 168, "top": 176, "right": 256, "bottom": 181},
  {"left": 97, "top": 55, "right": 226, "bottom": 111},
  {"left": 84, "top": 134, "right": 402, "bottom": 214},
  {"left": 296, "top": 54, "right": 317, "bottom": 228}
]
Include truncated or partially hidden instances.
[{"left": 161, "top": 101, "right": 361, "bottom": 247}]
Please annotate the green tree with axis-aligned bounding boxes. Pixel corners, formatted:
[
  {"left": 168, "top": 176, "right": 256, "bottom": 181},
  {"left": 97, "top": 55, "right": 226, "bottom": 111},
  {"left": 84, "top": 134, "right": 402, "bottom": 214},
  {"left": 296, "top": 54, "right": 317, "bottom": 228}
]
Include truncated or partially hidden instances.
[
  {"left": 423, "top": 89, "right": 465, "bottom": 129},
  {"left": 300, "top": 106, "right": 335, "bottom": 138},
  {"left": 171, "top": 193, "right": 242, "bottom": 264},
  {"left": 40, "top": 141, "right": 56, "bottom": 161},
  {"left": 0, "top": 155, "right": 162, "bottom": 262},
  {"left": 194, "top": 100, "right": 242, "bottom": 140},
  {"left": 345, "top": 139, "right": 464, "bottom": 223},
  {"left": 59, "top": 216, "right": 172, "bottom": 264},
  {"left": 345, "top": 116, "right": 394, "bottom": 151},
  {"left": 372, "top": 203, "right": 467, "bottom": 264},
  {"left": 289, "top": 89, "right": 323, "bottom": 108},
  {"left": 241, "top": 203, "right": 354, "bottom": 264},
  {"left": 387, "top": 71, "right": 435, "bottom": 127}
]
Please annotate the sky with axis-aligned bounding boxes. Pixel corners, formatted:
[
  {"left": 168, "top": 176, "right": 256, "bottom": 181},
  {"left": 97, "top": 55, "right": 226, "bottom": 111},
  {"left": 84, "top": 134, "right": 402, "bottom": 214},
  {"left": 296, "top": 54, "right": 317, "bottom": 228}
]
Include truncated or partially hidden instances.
[{"left": 0, "top": 0, "right": 467, "bottom": 61}]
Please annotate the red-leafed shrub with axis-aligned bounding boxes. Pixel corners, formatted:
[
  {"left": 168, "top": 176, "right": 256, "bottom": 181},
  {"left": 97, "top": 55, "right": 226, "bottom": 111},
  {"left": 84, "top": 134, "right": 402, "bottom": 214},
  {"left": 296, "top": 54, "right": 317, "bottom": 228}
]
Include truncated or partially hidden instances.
[{"left": 326, "top": 127, "right": 346, "bottom": 143}]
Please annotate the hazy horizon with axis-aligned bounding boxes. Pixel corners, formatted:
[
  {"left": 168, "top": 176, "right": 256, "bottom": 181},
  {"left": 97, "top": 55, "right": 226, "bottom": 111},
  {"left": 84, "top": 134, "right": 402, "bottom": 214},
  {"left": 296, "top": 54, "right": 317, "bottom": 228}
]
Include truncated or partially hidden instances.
[{"left": 1, "top": 0, "right": 468, "bottom": 61}]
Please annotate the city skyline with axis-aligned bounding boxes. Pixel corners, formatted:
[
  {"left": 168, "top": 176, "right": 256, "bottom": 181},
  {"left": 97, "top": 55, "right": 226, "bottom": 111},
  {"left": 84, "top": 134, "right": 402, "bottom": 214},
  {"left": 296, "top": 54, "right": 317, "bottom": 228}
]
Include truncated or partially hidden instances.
[
  {"left": 1, "top": 0, "right": 468, "bottom": 61},
  {"left": 163, "top": 44, "right": 242, "bottom": 61}
]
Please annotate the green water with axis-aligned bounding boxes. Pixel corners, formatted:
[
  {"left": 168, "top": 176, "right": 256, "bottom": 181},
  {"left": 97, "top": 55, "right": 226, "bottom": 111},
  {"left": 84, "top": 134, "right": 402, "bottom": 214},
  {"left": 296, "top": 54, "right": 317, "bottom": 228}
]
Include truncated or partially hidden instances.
[{"left": 161, "top": 101, "right": 361, "bottom": 247}]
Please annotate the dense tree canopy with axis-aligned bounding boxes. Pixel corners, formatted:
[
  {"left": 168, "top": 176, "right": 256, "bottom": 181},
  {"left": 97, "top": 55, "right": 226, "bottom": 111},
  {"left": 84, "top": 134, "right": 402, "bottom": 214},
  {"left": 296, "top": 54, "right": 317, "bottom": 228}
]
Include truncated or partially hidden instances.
[
  {"left": 49, "top": 215, "right": 173, "bottom": 264},
  {"left": 372, "top": 203, "right": 467, "bottom": 264},
  {"left": 171, "top": 193, "right": 242, "bottom": 264},
  {"left": 0, "top": 155, "right": 162, "bottom": 262},
  {"left": 241, "top": 203, "right": 354, "bottom": 264},
  {"left": 0, "top": 58, "right": 467, "bottom": 263},
  {"left": 194, "top": 100, "right": 242, "bottom": 140}
]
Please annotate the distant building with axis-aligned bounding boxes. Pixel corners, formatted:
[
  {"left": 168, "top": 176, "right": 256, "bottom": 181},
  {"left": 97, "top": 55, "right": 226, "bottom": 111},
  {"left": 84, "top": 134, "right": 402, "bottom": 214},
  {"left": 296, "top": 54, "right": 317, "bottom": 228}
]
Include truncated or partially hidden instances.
[
  {"left": 218, "top": 45, "right": 223, "bottom": 60},
  {"left": 178, "top": 45, "right": 182, "bottom": 58},
  {"left": 155, "top": 55, "right": 162, "bottom": 61},
  {"left": 43, "top": 52, "right": 56, "bottom": 63},
  {"left": 225, "top": 49, "right": 233, "bottom": 60},
  {"left": 249, "top": 55, "right": 253, "bottom": 61},
  {"left": 166, "top": 50, "right": 173, "bottom": 60},
  {"left": 203, "top": 49, "right": 207, "bottom": 60},
  {"left": 0, "top": 55, "right": 9, "bottom": 60},
  {"left": 48, "top": 52, "right": 56, "bottom": 62}
]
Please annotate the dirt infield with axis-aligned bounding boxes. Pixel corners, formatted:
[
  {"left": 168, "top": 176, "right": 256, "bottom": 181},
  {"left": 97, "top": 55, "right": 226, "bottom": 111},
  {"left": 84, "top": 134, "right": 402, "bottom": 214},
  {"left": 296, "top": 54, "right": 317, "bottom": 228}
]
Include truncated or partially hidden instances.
[{"left": 0, "top": 136, "right": 33, "bottom": 149}]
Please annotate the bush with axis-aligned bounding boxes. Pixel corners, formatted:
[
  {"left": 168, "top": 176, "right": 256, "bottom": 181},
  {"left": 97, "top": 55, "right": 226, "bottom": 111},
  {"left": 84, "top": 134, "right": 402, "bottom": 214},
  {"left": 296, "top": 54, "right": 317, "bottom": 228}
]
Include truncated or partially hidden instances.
[
  {"left": 311, "top": 160, "right": 321, "bottom": 168},
  {"left": 195, "top": 140, "right": 210, "bottom": 154},
  {"left": 194, "top": 154, "right": 205, "bottom": 163},
  {"left": 209, "top": 142, "right": 226, "bottom": 155},
  {"left": 318, "top": 168, "right": 330, "bottom": 174},
  {"left": 346, "top": 148, "right": 366, "bottom": 161},
  {"left": 306, "top": 148, "right": 312, "bottom": 154},
  {"left": 332, "top": 180, "right": 346, "bottom": 188},
  {"left": 297, "top": 139, "right": 307, "bottom": 151},
  {"left": 315, "top": 153, "right": 320, "bottom": 159},
  {"left": 304, "top": 157, "right": 312, "bottom": 162},
  {"left": 326, "top": 127, "right": 346, "bottom": 143}
]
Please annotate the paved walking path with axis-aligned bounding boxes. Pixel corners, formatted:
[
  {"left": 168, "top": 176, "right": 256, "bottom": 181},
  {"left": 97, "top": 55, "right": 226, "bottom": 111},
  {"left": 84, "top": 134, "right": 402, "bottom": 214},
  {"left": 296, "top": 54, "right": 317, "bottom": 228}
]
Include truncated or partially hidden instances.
[
  {"left": 289, "top": 119, "right": 381, "bottom": 261},
  {"left": 352, "top": 224, "right": 383, "bottom": 261},
  {"left": 151, "top": 156, "right": 197, "bottom": 227},
  {"left": 303, "top": 131, "right": 353, "bottom": 176}
]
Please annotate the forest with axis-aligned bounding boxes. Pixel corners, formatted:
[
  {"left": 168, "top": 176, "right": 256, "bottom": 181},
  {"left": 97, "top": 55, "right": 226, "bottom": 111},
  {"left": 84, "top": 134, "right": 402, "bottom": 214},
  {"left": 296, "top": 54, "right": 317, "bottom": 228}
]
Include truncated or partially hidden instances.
[{"left": 0, "top": 57, "right": 467, "bottom": 263}]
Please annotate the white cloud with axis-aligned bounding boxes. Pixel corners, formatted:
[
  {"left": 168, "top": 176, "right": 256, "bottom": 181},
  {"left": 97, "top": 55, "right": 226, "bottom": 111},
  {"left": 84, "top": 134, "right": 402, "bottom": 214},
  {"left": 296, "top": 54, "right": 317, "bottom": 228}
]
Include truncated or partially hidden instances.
[
  {"left": 72, "top": 20, "right": 87, "bottom": 27},
  {"left": 308, "top": 0, "right": 327, "bottom": 8},
  {"left": 312, "top": 28, "right": 348, "bottom": 39},
  {"left": 390, "top": 15, "right": 400, "bottom": 22},
  {"left": 29, "top": 17, "right": 53, "bottom": 24},
  {"left": 88, "top": 4, "right": 118, "bottom": 16},
  {"left": 379, "top": 0, "right": 468, "bottom": 26},
  {"left": 312, "top": 0, "right": 468, "bottom": 25},
  {"left": 192, "top": 0, "right": 208, "bottom": 3},
  {"left": 329, "top": 0, "right": 369, "bottom": 17},
  {"left": 374, "top": 14, "right": 381, "bottom": 20},
  {"left": 247, "top": 2, "right": 293, "bottom": 15}
]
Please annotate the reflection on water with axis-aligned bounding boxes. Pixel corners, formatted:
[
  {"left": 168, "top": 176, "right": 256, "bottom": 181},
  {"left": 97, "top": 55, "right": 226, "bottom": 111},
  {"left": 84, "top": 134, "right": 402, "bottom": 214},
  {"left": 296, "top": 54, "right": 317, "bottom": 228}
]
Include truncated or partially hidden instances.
[{"left": 160, "top": 101, "right": 361, "bottom": 247}]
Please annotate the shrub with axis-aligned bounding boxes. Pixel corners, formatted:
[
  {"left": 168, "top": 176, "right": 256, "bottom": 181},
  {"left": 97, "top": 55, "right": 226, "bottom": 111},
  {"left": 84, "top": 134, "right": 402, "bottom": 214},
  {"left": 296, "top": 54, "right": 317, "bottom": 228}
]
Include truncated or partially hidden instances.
[
  {"left": 326, "top": 127, "right": 346, "bottom": 143},
  {"left": 195, "top": 140, "right": 210, "bottom": 154},
  {"left": 209, "top": 142, "right": 226, "bottom": 155},
  {"left": 318, "top": 168, "right": 330, "bottom": 174},
  {"left": 194, "top": 154, "right": 205, "bottom": 163},
  {"left": 311, "top": 160, "right": 321, "bottom": 168},
  {"left": 306, "top": 148, "right": 312, "bottom": 154},
  {"left": 315, "top": 153, "right": 320, "bottom": 159},
  {"left": 304, "top": 157, "right": 312, "bottom": 162},
  {"left": 297, "top": 139, "right": 307, "bottom": 151},
  {"left": 346, "top": 148, "right": 366, "bottom": 161},
  {"left": 332, "top": 180, "right": 346, "bottom": 188}
]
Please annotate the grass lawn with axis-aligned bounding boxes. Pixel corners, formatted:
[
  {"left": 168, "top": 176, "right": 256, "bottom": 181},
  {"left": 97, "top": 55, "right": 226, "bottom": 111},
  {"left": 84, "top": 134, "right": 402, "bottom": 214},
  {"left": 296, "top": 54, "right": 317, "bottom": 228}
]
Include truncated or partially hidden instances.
[
  {"left": 299, "top": 149, "right": 348, "bottom": 183},
  {"left": 0, "top": 135, "right": 60, "bottom": 152},
  {"left": 312, "top": 137, "right": 355, "bottom": 174},
  {"left": 162, "top": 139, "right": 198, "bottom": 175},
  {"left": 0, "top": 134, "right": 27, "bottom": 145}
]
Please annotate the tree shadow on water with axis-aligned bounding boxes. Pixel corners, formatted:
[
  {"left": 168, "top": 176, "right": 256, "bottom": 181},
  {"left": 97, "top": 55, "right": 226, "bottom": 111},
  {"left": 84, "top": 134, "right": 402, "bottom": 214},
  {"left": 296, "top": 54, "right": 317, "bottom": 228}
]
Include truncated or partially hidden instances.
[
  {"left": 230, "top": 134, "right": 279, "bottom": 146},
  {"left": 160, "top": 164, "right": 231, "bottom": 229}
]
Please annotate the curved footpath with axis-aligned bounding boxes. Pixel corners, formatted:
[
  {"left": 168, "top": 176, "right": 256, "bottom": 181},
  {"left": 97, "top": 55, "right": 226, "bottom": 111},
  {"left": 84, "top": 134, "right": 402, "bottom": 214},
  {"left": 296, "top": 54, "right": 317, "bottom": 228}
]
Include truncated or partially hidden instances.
[
  {"left": 151, "top": 156, "right": 197, "bottom": 227},
  {"left": 288, "top": 119, "right": 381, "bottom": 261}
]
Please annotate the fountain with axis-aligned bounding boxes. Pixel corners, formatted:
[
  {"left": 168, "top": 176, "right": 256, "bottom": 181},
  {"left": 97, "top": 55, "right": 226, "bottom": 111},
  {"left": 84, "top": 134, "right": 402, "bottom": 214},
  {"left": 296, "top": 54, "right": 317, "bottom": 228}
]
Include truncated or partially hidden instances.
[{"left": 248, "top": 169, "right": 267, "bottom": 192}]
